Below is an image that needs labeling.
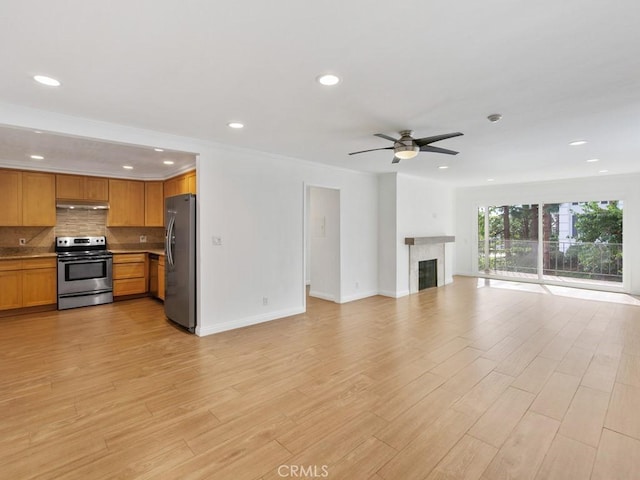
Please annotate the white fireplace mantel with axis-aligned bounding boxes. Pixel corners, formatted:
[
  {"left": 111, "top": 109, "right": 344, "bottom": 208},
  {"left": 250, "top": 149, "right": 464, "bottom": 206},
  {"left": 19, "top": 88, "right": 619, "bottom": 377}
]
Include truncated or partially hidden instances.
[
  {"left": 405, "top": 236, "right": 455, "bottom": 293},
  {"left": 405, "top": 236, "right": 455, "bottom": 246}
]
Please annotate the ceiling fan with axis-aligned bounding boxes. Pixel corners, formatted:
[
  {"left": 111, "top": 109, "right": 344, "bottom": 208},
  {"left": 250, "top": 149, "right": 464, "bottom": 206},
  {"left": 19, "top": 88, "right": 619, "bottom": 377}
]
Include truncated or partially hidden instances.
[{"left": 349, "top": 130, "right": 464, "bottom": 164}]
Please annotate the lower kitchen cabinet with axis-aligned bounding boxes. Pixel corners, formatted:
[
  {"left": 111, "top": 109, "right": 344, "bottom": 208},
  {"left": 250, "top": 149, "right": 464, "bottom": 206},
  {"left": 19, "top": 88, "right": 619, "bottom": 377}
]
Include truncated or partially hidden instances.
[
  {"left": 113, "top": 253, "right": 148, "bottom": 297},
  {"left": 0, "top": 258, "right": 57, "bottom": 311},
  {"left": 22, "top": 259, "right": 57, "bottom": 307},
  {"left": 158, "top": 255, "right": 165, "bottom": 300},
  {"left": 0, "top": 269, "right": 22, "bottom": 310},
  {"left": 148, "top": 254, "right": 165, "bottom": 301}
]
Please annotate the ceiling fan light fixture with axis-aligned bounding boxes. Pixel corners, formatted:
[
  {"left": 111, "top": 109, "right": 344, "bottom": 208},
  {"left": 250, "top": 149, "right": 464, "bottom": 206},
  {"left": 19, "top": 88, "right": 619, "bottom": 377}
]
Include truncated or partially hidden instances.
[{"left": 394, "top": 145, "right": 419, "bottom": 160}]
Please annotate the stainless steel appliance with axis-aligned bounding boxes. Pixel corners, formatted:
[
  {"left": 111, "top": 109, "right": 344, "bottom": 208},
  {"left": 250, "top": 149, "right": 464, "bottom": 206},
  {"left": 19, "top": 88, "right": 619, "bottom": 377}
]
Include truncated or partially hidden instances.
[
  {"left": 164, "top": 193, "right": 196, "bottom": 332},
  {"left": 56, "top": 236, "right": 113, "bottom": 310}
]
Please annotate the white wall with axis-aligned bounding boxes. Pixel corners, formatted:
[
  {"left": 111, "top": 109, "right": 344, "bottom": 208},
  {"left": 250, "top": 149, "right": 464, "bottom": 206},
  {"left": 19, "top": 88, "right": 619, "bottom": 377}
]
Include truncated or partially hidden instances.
[
  {"left": 308, "top": 187, "right": 340, "bottom": 302},
  {"left": 377, "top": 173, "right": 456, "bottom": 297},
  {"left": 396, "top": 174, "right": 456, "bottom": 293},
  {"left": 377, "top": 173, "right": 398, "bottom": 296},
  {"left": 0, "top": 103, "right": 380, "bottom": 335},
  {"left": 455, "top": 174, "right": 640, "bottom": 294}
]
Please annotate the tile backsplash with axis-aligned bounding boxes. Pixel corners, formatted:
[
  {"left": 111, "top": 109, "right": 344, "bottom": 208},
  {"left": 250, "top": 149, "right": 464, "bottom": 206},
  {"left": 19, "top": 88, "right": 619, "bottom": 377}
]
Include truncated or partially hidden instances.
[{"left": 0, "top": 208, "right": 165, "bottom": 255}]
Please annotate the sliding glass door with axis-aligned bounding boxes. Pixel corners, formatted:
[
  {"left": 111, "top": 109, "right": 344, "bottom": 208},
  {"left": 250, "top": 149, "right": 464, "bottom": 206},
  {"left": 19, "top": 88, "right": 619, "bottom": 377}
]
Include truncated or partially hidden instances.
[{"left": 478, "top": 200, "right": 623, "bottom": 286}]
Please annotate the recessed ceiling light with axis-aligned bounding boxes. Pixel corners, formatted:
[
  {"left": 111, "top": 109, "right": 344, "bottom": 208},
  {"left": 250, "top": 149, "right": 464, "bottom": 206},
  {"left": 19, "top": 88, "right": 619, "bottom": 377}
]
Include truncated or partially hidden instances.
[
  {"left": 317, "top": 74, "right": 340, "bottom": 86},
  {"left": 163, "top": 160, "right": 174, "bottom": 165},
  {"left": 228, "top": 122, "right": 244, "bottom": 129},
  {"left": 599, "top": 169, "right": 609, "bottom": 173},
  {"left": 30, "top": 154, "right": 44, "bottom": 160},
  {"left": 569, "top": 140, "right": 587, "bottom": 146},
  {"left": 487, "top": 113, "right": 502, "bottom": 123},
  {"left": 438, "top": 165, "right": 449, "bottom": 170},
  {"left": 33, "top": 130, "right": 42, "bottom": 134},
  {"left": 487, "top": 178, "right": 495, "bottom": 182},
  {"left": 33, "top": 75, "right": 61, "bottom": 87},
  {"left": 586, "top": 158, "right": 599, "bottom": 163},
  {"left": 123, "top": 165, "right": 134, "bottom": 170},
  {"left": 154, "top": 148, "right": 164, "bottom": 152}
]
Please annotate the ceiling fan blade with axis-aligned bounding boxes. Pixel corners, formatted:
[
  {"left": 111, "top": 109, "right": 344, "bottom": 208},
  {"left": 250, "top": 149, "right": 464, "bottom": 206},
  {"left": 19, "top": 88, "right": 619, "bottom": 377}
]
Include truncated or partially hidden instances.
[
  {"left": 348, "top": 146, "right": 395, "bottom": 155},
  {"left": 374, "top": 133, "right": 399, "bottom": 143},
  {"left": 415, "top": 132, "right": 464, "bottom": 147},
  {"left": 419, "top": 145, "right": 459, "bottom": 155},
  {"left": 391, "top": 156, "right": 401, "bottom": 164}
]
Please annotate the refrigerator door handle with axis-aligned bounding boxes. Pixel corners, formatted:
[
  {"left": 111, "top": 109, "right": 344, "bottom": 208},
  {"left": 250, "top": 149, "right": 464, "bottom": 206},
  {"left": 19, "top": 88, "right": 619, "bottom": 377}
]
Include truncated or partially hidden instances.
[{"left": 166, "top": 214, "right": 176, "bottom": 267}]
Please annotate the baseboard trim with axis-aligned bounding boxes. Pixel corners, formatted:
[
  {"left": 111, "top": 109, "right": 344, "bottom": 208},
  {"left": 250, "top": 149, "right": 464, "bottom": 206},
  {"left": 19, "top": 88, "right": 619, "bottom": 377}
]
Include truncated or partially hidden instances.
[
  {"left": 378, "top": 289, "right": 410, "bottom": 298},
  {"left": 338, "top": 290, "right": 378, "bottom": 304},
  {"left": 196, "top": 306, "right": 305, "bottom": 337},
  {"left": 308, "top": 290, "right": 336, "bottom": 302}
]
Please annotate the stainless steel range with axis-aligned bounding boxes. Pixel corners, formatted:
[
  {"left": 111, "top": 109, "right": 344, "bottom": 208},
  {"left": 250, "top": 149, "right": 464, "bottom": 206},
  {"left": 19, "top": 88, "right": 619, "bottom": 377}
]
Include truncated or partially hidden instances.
[{"left": 56, "top": 236, "right": 113, "bottom": 310}]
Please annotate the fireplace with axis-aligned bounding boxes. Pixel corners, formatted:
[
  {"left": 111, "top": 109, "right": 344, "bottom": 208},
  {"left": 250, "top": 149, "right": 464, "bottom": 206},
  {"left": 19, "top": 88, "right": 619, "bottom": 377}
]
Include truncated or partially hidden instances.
[
  {"left": 419, "top": 259, "right": 438, "bottom": 290},
  {"left": 405, "top": 236, "right": 455, "bottom": 294}
]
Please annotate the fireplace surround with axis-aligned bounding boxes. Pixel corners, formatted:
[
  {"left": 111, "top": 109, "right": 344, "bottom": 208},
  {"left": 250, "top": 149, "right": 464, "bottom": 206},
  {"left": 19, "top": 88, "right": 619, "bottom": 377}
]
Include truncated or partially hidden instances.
[{"left": 405, "top": 236, "right": 455, "bottom": 294}]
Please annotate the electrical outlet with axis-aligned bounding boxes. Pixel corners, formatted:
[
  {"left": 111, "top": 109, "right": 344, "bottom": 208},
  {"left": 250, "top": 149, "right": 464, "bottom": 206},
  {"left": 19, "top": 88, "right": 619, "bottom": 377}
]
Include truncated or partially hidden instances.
[
  {"left": 19, "top": 238, "right": 26, "bottom": 246},
  {"left": 139, "top": 235, "right": 147, "bottom": 243},
  {"left": 262, "top": 296, "right": 269, "bottom": 306}
]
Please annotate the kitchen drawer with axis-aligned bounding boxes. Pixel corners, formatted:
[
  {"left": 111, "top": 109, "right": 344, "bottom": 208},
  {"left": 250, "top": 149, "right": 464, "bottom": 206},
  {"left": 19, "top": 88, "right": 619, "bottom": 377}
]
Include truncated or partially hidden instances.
[
  {"left": 113, "top": 253, "right": 147, "bottom": 264},
  {"left": 113, "top": 262, "right": 146, "bottom": 279},
  {"left": 22, "top": 258, "right": 56, "bottom": 269},
  {"left": 0, "top": 259, "right": 22, "bottom": 271},
  {"left": 114, "top": 277, "right": 147, "bottom": 296}
]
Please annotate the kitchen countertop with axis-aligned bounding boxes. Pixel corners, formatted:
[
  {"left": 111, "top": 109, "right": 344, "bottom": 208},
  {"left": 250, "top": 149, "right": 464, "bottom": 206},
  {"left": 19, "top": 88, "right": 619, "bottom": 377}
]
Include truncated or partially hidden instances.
[
  {"left": 1, "top": 249, "right": 165, "bottom": 259},
  {"left": 110, "top": 249, "right": 164, "bottom": 256},
  {"left": 0, "top": 252, "right": 58, "bottom": 260}
]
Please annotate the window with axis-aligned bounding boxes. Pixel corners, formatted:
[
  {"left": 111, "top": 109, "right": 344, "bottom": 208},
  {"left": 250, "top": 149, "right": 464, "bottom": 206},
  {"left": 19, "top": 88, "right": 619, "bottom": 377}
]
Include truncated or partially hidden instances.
[{"left": 477, "top": 200, "right": 623, "bottom": 285}]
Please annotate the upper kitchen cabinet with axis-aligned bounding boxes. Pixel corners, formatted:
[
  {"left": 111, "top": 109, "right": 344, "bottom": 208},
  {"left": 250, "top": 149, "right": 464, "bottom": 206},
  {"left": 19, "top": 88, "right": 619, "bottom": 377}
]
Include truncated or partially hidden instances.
[
  {"left": 22, "top": 172, "right": 56, "bottom": 226},
  {"left": 56, "top": 174, "right": 109, "bottom": 201},
  {"left": 0, "top": 169, "right": 22, "bottom": 226},
  {"left": 145, "top": 181, "right": 164, "bottom": 227},
  {"left": 108, "top": 179, "right": 145, "bottom": 226},
  {"left": 186, "top": 171, "right": 196, "bottom": 194},
  {"left": 164, "top": 170, "right": 196, "bottom": 198}
]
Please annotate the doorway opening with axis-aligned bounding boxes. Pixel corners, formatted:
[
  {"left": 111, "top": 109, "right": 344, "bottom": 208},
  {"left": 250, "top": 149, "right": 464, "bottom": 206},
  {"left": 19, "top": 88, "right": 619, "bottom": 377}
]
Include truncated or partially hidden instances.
[{"left": 305, "top": 185, "right": 341, "bottom": 304}]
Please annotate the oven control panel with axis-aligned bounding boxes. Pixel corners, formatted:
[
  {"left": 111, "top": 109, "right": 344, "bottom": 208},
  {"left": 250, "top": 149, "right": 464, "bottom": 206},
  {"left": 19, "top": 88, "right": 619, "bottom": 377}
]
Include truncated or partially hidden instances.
[{"left": 56, "top": 236, "right": 107, "bottom": 252}]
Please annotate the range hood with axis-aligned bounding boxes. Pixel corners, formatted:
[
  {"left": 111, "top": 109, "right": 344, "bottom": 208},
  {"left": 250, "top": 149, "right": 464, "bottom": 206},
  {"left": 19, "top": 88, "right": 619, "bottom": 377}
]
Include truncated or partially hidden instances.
[{"left": 56, "top": 200, "right": 110, "bottom": 210}]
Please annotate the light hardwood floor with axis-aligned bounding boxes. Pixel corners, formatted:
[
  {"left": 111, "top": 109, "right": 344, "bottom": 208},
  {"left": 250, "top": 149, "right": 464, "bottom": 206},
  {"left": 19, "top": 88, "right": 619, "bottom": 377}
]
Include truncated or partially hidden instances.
[{"left": 1, "top": 276, "right": 640, "bottom": 479}]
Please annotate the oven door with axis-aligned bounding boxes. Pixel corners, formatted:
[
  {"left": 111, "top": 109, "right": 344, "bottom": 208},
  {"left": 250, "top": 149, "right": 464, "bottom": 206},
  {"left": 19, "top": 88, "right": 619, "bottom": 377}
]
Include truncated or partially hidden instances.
[{"left": 57, "top": 255, "right": 113, "bottom": 295}]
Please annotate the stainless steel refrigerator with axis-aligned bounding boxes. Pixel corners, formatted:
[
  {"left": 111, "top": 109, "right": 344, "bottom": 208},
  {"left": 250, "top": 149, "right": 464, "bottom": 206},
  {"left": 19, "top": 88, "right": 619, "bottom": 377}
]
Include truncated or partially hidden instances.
[{"left": 165, "top": 193, "right": 196, "bottom": 332}]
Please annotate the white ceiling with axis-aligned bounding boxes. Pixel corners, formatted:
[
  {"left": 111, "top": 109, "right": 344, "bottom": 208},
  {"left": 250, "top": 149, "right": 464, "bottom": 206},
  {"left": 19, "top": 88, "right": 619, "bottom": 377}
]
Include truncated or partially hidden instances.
[{"left": 1, "top": 0, "right": 639, "bottom": 185}]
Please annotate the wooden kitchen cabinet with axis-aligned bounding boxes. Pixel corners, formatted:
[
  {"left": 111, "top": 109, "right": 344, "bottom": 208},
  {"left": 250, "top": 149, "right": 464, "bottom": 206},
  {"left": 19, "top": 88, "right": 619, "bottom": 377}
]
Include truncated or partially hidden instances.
[
  {"left": 158, "top": 255, "right": 165, "bottom": 300},
  {"left": 164, "top": 170, "right": 196, "bottom": 198},
  {"left": 22, "top": 172, "right": 56, "bottom": 226},
  {"left": 0, "top": 266, "right": 22, "bottom": 310},
  {"left": 0, "top": 169, "right": 22, "bottom": 226},
  {"left": 56, "top": 174, "right": 109, "bottom": 201},
  {"left": 0, "top": 258, "right": 56, "bottom": 311},
  {"left": 148, "top": 254, "right": 165, "bottom": 300},
  {"left": 186, "top": 171, "right": 196, "bottom": 194},
  {"left": 0, "top": 170, "right": 55, "bottom": 227},
  {"left": 113, "top": 253, "right": 148, "bottom": 297},
  {"left": 108, "top": 179, "right": 145, "bottom": 226},
  {"left": 145, "top": 181, "right": 164, "bottom": 227},
  {"left": 84, "top": 176, "right": 109, "bottom": 201},
  {"left": 21, "top": 258, "right": 57, "bottom": 307}
]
